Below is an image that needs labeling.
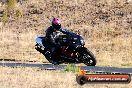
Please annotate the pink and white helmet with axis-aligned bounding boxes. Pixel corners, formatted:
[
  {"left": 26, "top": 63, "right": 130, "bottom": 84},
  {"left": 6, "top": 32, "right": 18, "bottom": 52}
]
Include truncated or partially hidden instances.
[{"left": 52, "top": 17, "right": 61, "bottom": 30}]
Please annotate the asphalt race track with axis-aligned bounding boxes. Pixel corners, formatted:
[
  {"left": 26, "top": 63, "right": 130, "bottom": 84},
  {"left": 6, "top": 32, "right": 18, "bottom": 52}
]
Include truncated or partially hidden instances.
[{"left": 0, "top": 62, "right": 132, "bottom": 74}]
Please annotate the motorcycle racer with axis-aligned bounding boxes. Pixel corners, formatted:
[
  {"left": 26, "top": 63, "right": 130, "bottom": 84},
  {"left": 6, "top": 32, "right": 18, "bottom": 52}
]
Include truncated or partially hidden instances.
[{"left": 45, "top": 17, "right": 71, "bottom": 64}]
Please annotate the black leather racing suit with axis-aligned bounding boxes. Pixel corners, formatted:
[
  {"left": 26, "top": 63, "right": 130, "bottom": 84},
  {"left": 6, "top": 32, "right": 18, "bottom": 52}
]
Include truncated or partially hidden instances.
[{"left": 45, "top": 26, "right": 70, "bottom": 61}]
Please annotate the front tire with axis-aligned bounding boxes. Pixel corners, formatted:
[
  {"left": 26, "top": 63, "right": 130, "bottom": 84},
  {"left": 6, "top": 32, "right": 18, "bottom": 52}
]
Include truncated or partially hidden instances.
[{"left": 79, "top": 48, "right": 96, "bottom": 66}]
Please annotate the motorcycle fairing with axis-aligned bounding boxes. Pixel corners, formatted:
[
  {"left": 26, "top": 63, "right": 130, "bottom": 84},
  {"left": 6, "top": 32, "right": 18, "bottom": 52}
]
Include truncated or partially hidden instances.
[{"left": 35, "top": 36, "right": 46, "bottom": 47}]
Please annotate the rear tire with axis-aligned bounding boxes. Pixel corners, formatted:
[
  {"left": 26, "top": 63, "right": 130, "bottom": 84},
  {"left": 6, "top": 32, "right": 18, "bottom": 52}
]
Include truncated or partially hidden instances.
[{"left": 79, "top": 48, "right": 96, "bottom": 66}]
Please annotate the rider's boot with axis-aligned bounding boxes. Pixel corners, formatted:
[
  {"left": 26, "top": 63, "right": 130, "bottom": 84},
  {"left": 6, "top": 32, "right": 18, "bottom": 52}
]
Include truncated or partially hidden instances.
[{"left": 50, "top": 45, "right": 60, "bottom": 65}]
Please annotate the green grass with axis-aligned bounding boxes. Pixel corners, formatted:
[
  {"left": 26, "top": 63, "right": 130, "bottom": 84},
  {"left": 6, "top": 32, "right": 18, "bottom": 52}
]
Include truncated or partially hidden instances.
[
  {"left": 7, "top": 0, "right": 17, "bottom": 10},
  {"left": 64, "top": 64, "right": 80, "bottom": 73},
  {"left": 121, "top": 63, "right": 132, "bottom": 67},
  {"left": 2, "top": 0, "right": 23, "bottom": 22},
  {"left": 15, "top": 9, "right": 23, "bottom": 18},
  {"left": 2, "top": 10, "right": 8, "bottom": 24}
]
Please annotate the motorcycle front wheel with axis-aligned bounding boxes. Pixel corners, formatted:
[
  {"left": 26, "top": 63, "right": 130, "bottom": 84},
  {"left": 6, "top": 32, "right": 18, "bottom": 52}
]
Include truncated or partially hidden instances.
[{"left": 79, "top": 48, "right": 96, "bottom": 66}]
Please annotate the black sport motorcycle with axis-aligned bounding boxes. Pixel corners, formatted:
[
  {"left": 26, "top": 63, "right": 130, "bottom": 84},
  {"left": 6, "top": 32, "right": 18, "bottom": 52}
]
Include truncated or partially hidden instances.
[{"left": 35, "top": 32, "right": 96, "bottom": 66}]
